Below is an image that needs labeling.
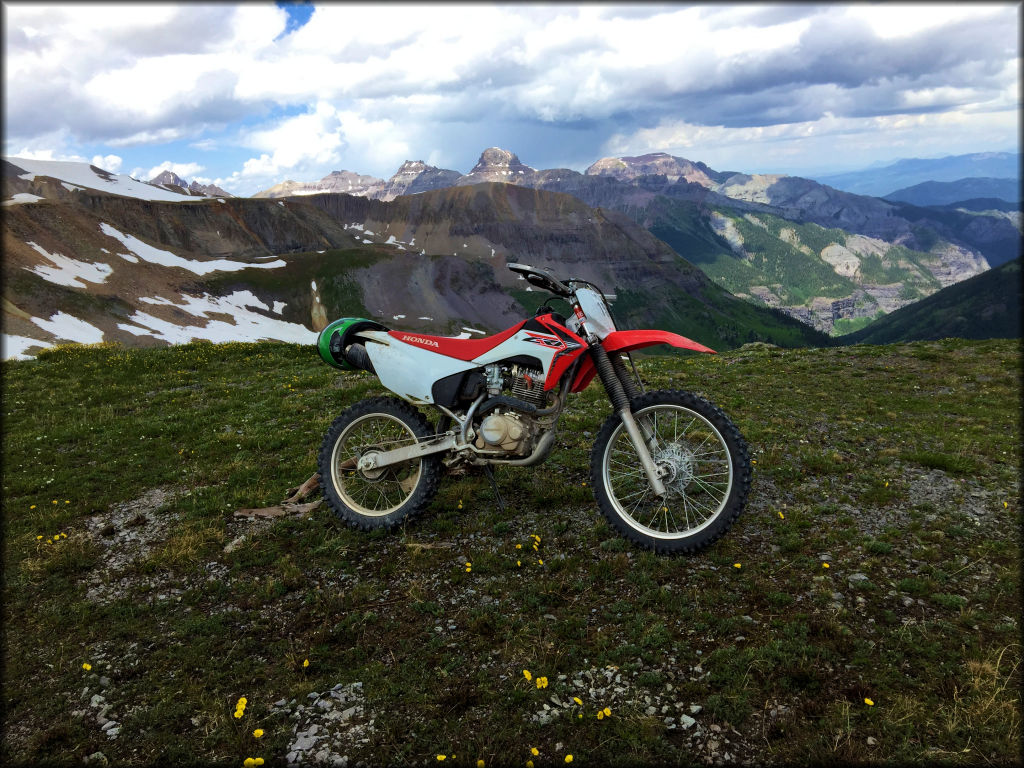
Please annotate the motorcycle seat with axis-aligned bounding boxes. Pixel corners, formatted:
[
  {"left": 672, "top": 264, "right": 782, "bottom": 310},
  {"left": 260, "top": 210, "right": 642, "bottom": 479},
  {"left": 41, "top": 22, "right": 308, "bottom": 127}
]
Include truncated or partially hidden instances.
[{"left": 386, "top": 319, "right": 528, "bottom": 361}]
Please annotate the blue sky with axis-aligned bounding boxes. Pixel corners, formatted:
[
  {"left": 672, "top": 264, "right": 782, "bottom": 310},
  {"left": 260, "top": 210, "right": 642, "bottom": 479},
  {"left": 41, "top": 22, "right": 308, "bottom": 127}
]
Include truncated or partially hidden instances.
[{"left": 4, "top": 2, "right": 1020, "bottom": 196}]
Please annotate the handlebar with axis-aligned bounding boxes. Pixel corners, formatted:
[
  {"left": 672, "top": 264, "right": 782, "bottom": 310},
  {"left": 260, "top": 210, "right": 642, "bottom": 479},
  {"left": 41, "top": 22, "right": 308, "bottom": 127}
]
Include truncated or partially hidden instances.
[{"left": 507, "top": 262, "right": 572, "bottom": 297}]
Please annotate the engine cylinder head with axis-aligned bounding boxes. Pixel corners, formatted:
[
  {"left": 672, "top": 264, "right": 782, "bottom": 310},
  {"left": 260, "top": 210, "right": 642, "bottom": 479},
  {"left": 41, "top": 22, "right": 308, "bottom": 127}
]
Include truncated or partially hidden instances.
[{"left": 511, "top": 366, "right": 546, "bottom": 406}]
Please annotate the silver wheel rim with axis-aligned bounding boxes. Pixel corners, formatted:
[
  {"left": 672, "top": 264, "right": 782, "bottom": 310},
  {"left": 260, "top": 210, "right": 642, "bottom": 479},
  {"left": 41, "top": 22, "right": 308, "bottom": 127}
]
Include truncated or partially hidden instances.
[
  {"left": 602, "top": 404, "right": 733, "bottom": 540},
  {"left": 330, "top": 413, "right": 422, "bottom": 517}
]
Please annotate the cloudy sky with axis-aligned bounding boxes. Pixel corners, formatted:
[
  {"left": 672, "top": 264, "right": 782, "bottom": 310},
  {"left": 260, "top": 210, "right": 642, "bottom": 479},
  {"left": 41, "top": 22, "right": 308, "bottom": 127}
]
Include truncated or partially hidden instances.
[{"left": 4, "top": 2, "right": 1020, "bottom": 196}]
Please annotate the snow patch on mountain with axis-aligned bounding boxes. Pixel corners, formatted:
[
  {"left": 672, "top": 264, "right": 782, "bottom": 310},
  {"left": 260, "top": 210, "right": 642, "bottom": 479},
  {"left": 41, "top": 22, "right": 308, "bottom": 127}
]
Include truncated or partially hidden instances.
[
  {"left": 99, "top": 223, "right": 287, "bottom": 274},
  {"left": 117, "top": 291, "right": 316, "bottom": 345},
  {"left": 12, "top": 158, "right": 197, "bottom": 202},
  {"left": 24, "top": 242, "right": 113, "bottom": 287},
  {"left": 31, "top": 311, "right": 105, "bottom": 344},
  {"left": 3, "top": 192, "right": 45, "bottom": 205},
  {"left": 3, "top": 335, "right": 55, "bottom": 360}
]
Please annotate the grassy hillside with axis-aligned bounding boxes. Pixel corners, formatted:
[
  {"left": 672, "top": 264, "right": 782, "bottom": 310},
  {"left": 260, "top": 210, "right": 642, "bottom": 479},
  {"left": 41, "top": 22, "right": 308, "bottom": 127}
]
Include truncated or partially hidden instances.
[
  {"left": 842, "top": 259, "right": 1022, "bottom": 345},
  {"left": 647, "top": 200, "right": 943, "bottom": 308},
  {"left": 3, "top": 338, "right": 1019, "bottom": 766}
]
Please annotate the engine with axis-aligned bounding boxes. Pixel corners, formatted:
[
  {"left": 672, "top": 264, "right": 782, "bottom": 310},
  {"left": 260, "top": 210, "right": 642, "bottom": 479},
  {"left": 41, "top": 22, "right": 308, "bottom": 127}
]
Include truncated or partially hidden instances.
[
  {"left": 477, "top": 411, "right": 528, "bottom": 452},
  {"left": 473, "top": 364, "right": 550, "bottom": 455},
  {"left": 510, "top": 365, "right": 546, "bottom": 407}
]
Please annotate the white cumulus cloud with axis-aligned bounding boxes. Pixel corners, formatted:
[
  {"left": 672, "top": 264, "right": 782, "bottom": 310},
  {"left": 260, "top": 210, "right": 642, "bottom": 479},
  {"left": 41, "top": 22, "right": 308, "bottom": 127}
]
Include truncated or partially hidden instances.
[
  {"left": 91, "top": 154, "right": 122, "bottom": 172},
  {"left": 143, "top": 161, "right": 205, "bottom": 181}
]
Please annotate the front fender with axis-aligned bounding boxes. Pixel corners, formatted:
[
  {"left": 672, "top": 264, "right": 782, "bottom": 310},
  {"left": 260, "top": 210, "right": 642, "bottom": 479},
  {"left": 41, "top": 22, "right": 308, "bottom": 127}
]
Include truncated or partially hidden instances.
[
  {"left": 602, "top": 329, "right": 716, "bottom": 356},
  {"left": 569, "top": 329, "right": 715, "bottom": 393}
]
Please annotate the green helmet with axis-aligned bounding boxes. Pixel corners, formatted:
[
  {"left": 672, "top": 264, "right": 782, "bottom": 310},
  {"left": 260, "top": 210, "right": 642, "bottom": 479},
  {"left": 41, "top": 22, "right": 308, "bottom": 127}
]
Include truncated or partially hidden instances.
[{"left": 316, "top": 317, "right": 386, "bottom": 369}]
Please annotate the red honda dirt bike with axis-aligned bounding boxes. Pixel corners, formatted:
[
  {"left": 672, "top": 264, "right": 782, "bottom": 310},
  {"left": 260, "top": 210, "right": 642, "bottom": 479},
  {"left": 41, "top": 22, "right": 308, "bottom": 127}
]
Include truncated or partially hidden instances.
[{"left": 316, "top": 262, "right": 750, "bottom": 553}]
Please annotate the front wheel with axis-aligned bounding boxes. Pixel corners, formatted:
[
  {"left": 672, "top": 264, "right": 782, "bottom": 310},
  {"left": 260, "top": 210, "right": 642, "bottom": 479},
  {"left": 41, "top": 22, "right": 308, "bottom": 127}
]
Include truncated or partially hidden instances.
[
  {"left": 590, "top": 390, "right": 751, "bottom": 554},
  {"left": 319, "top": 397, "right": 442, "bottom": 530}
]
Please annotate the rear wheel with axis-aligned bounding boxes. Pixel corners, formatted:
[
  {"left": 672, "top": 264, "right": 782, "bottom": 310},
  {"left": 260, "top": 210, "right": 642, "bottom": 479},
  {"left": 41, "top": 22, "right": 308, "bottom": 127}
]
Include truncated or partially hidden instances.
[
  {"left": 319, "top": 397, "right": 441, "bottom": 530},
  {"left": 590, "top": 390, "right": 750, "bottom": 554}
]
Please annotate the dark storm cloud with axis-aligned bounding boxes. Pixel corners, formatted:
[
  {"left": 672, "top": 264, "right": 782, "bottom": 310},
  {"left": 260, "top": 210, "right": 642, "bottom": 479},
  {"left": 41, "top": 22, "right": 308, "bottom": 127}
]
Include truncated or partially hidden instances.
[{"left": 645, "top": 12, "right": 1017, "bottom": 128}]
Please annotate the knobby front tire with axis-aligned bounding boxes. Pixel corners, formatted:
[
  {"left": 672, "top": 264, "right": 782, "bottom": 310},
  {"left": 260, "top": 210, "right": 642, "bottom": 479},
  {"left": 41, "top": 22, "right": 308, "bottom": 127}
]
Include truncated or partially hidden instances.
[
  {"left": 318, "top": 397, "right": 441, "bottom": 531},
  {"left": 590, "top": 390, "right": 751, "bottom": 554}
]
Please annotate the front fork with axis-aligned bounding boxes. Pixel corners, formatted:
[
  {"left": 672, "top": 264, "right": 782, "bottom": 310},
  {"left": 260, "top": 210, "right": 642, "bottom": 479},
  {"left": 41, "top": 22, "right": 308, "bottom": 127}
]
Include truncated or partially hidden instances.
[{"left": 589, "top": 344, "right": 666, "bottom": 497}]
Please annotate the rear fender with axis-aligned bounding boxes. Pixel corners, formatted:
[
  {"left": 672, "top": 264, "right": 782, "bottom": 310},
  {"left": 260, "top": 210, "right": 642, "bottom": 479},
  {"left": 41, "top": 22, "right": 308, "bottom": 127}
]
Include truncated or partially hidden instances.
[{"left": 569, "top": 329, "right": 715, "bottom": 393}]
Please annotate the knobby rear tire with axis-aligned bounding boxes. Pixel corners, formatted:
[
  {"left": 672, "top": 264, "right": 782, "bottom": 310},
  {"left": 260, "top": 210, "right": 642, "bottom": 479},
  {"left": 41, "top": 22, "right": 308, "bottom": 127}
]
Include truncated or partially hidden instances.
[
  {"left": 590, "top": 390, "right": 751, "bottom": 554},
  {"left": 318, "top": 397, "right": 441, "bottom": 531}
]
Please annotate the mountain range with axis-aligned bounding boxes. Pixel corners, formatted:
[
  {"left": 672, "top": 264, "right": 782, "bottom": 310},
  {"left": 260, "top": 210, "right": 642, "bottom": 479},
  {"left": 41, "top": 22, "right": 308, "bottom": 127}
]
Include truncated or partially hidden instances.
[
  {"left": 149, "top": 170, "right": 233, "bottom": 199},
  {"left": 883, "top": 177, "right": 1020, "bottom": 206},
  {"left": 246, "top": 147, "right": 1019, "bottom": 333},
  {"left": 3, "top": 147, "right": 1019, "bottom": 361},
  {"left": 813, "top": 151, "right": 1020, "bottom": 198},
  {"left": 2, "top": 156, "right": 827, "bottom": 360}
]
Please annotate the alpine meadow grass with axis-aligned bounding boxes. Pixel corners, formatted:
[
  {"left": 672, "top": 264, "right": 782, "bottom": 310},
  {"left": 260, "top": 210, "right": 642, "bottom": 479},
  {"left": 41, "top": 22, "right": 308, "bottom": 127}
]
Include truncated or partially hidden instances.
[{"left": 2, "top": 337, "right": 1019, "bottom": 765}]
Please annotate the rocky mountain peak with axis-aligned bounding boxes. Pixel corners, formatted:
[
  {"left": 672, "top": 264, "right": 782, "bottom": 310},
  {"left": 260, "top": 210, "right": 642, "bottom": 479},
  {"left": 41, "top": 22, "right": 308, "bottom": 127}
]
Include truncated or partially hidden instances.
[
  {"left": 458, "top": 147, "right": 537, "bottom": 185},
  {"left": 372, "top": 160, "right": 462, "bottom": 201},
  {"left": 150, "top": 170, "right": 189, "bottom": 189},
  {"left": 149, "top": 170, "right": 232, "bottom": 198},
  {"left": 585, "top": 152, "right": 715, "bottom": 188},
  {"left": 252, "top": 170, "right": 384, "bottom": 199},
  {"left": 394, "top": 160, "right": 428, "bottom": 176}
]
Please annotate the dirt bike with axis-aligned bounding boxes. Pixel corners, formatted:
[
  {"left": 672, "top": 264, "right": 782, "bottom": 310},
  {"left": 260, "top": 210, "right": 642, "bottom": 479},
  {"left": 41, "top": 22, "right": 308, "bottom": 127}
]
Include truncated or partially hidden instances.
[{"left": 315, "top": 262, "right": 750, "bottom": 553}]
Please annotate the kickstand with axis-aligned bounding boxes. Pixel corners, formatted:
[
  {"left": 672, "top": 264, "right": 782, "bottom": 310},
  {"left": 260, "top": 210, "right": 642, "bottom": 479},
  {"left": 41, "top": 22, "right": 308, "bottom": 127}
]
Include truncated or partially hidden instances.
[{"left": 484, "top": 465, "right": 507, "bottom": 515}]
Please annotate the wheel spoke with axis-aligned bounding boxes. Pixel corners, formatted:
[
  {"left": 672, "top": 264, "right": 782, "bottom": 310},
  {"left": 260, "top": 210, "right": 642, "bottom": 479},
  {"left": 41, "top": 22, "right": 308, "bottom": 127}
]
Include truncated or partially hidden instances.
[
  {"left": 602, "top": 402, "right": 736, "bottom": 542},
  {"left": 331, "top": 412, "right": 423, "bottom": 517}
]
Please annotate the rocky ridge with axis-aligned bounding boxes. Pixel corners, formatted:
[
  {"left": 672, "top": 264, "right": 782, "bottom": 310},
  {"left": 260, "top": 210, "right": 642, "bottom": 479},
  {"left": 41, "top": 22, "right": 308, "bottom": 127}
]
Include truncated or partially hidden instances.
[
  {"left": 253, "top": 171, "right": 386, "bottom": 199},
  {"left": 149, "top": 170, "right": 232, "bottom": 198}
]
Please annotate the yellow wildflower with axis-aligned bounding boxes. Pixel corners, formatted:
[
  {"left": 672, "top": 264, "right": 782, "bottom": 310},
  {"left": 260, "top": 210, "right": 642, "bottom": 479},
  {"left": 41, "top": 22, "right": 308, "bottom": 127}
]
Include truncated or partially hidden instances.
[
  {"left": 778, "top": 512, "right": 785, "bottom": 519},
  {"left": 244, "top": 759, "right": 255, "bottom": 768},
  {"left": 603, "top": 707, "right": 611, "bottom": 717},
  {"left": 516, "top": 544, "right": 522, "bottom": 549},
  {"left": 523, "top": 669, "right": 532, "bottom": 681},
  {"left": 253, "top": 729, "right": 264, "bottom": 738},
  {"left": 30, "top": 505, "right": 36, "bottom": 509},
  {"left": 573, "top": 697, "right": 583, "bottom": 706},
  {"left": 864, "top": 698, "right": 874, "bottom": 706},
  {"left": 437, "top": 756, "right": 446, "bottom": 762},
  {"left": 565, "top": 756, "right": 574, "bottom": 764},
  {"left": 234, "top": 710, "right": 244, "bottom": 719},
  {"left": 477, "top": 760, "right": 485, "bottom": 768},
  {"left": 517, "top": 560, "right": 522, "bottom": 567},
  {"left": 597, "top": 711, "right": 604, "bottom": 720},
  {"left": 303, "top": 659, "right": 309, "bottom": 668},
  {"left": 733, "top": 563, "right": 741, "bottom": 569},
  {"left": 531, "top": 747, "right": 539, "bottom": 756},
  {"left": 536, "top": 676, "right": 548, "bottom": 689},
  {"left": 82, "top": 663, "right": 92, "bottom": 671},
  {"left": 37, "top": 535, "right": 43, "bottom": 540},
  {"left": 527, "top": 762, "right": 534, "bottom": 768}
]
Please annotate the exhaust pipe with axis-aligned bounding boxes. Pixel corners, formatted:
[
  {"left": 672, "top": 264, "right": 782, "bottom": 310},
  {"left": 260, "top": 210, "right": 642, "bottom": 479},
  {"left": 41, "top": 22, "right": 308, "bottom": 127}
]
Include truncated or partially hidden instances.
[{"left": 343, "top": 343, "right": 376, "bottom": 374}]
